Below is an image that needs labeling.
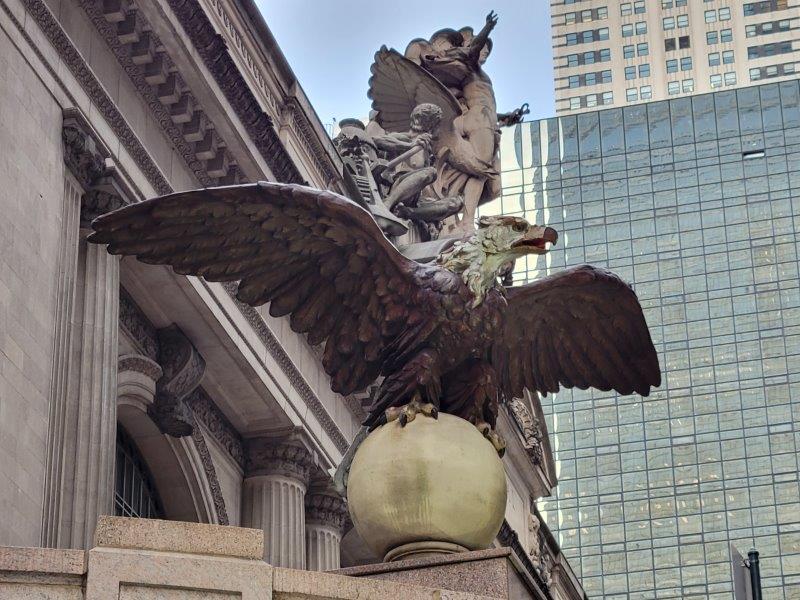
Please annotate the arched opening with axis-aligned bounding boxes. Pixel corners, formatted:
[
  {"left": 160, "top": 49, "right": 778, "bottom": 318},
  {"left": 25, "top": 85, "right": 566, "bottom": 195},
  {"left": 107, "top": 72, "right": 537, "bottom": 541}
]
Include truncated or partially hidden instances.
[{"left": 114, "top": 425, "right": 165, "bottom": 519}]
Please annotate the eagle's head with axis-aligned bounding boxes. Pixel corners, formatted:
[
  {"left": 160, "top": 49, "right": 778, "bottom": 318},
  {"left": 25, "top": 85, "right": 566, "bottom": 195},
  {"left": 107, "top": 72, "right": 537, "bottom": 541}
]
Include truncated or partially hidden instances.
[
  {"left": 476, "top": 215, "right": 558, "bottom": 260},
  {"left": 437, "top": 215, "right": 558, "bottom": 305}
]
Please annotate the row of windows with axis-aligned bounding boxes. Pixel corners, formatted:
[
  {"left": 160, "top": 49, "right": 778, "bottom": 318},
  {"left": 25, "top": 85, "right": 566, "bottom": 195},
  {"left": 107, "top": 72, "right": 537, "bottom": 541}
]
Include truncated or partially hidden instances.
[
  {"left": 623, "top": 42, "right": 650, "bottom": 58},
  {"left": 748, "top": 41, "right": 794, "bottom": 59},
  {"left": 566, "top": 91, "right": 614, "bottom": 111},
  {"left": 565, "top": 27, "right": 609, "bottom": 46},
  {"left": 666, "top": 57, "right": 693, "bottom": 72},
  {"left": 667, "top": 79, "right": 695, "bottom": 95},
  {"left": 709, "top": 50, "right": 735, "bottom": 66},
  {"left": 661, "top": 0, "right": 687, "bottom": 8},
  {"left": 564, "top": 49, "right": 611, "bottom": 67},
  {"left": 625, "top": 64, "right": 651, "bottom": 80},
  {"left": 663, "top": 14, "right": 689, "bottom": 30},
  {"left": 622, "top": 22, "right": 648, "bottom": 37},
  {"left": 706, "top": 29, "right": 733, "bottom": 45},
  {"left": 564, "top": 6, "right": 607, "bottom": 25},
  {"left": 665, "top": 36, "right": 691, "bottom": 52},
  {"left": 743, "top": 0, "right": 789, "bottom": 16},
  {"left": 704, "top": 8, "right": 732, "bottom": 23},
  {"left": 750, "top": 62, "right": 797, "bottom": 80},
  {"left": 710, "top": 71, "right": 738, "bottom": 88},
  {"left": 566, "top": 70, "right": 612, "bottom": 89},
  {"left": 626, "top": 86, "right": 653, "bottom": 102},
  {"left": 746, "top": 19, "right": 793, "bottom": 37},
  {"left": 621, "top": 1, "right": 646, "bottom": 16}
]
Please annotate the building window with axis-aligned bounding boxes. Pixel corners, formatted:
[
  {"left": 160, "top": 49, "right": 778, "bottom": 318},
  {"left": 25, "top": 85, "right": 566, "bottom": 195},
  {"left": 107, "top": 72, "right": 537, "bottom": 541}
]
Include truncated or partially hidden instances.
[
  {"left": 682, "top": 78, "right": 694, "bottom": 92},
  {"left": 710, "top": 74, "right": 723, "bottom": 87},
  {"left": 634, "top": 1, "right": 646, "bottom": 13},
  {"left": 626, "top": 87, "right": 638, "bottom": 102},
  {"left": 677, "top": 15, "right": 689, "bottom": 27},
  {"left": 680, "top": 56, "right": 693, "bottom": 70},
  {"left": 748, "top": 41, "right": 794, "bottom": 59},
  {"left": 602, "top": 91, "right": 614, "bottom": 104},
  {"left": 663, "top": 16, "right": 675, "bottom": 30},
  {"left": 746, "top": 20, "right": 792, "bottom": 37},
  {"left": 743, "top": 0, "right": 787, "bottom": 16},
  {"left": 569, "top": 97, "right": 581, "bottom": 110},
  {"left": 625, "top": 65, "right": 636, "bottom": 79},
  {"left": 720, "top": 29, "right": 733, "bottom": 42},
  {"left": 668, "top": 81, "right": 680, "bottom": 95},
  {"left": 636, "top": 21, "right": 647, "bottom": 34},
  {"left": 722, "top": 50, "right": 735, "bottom": 64},
  {"left": 666, "top": 59, "right": 678, "bottom": 73},
  {"left": 638, "top": 42, "right": 649, "bottom": 55},
  {"left": 621, "top": 2, "right": 632, "bottom": 15},
  {"left": 724, "top": 71, "right": 737, "bottom": 85},
  {"left": 704, "top": 10, "right": 716, "bottom": 22},
  {"left": 115, "top": 426, "right": 164, "bottom": 519},
  {"left": 622, "top": 24, "right": 633, "bottom": 37},
  {"left": 718, "top": 7, "right": 731, "bottom": 20},
  {"left": 709, "top": 52, "right": 721, "bottom": 66},
  {"left": 639, "top": 63, "right": 651, "bottom": 77},
  {"left": 679, "top": 35, "right": 690, "bottom": 49},
  {"left": 640, "top": 85, "right": 652, "bottom": 99},
  {"left": 624, "top": 44, "right": 635, "bottom": 58},
  {"left": 665, "top": 38, "right": 677, "bottom": 51},
  {"left": 707, "top": 31, "right": 718, "bottom": 44}
]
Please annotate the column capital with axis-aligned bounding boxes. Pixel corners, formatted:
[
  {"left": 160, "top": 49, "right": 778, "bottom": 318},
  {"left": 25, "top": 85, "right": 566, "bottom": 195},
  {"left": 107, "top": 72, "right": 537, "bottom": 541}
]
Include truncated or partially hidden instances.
[
  {"left": 305, "top": 492, "right": 348, "bottom": 535},
  {"left": 245, "top": 437, "right": 315, "bottom": 484},
  {"left": 117, "top": 353, "right": 163, "bottom": 413}
]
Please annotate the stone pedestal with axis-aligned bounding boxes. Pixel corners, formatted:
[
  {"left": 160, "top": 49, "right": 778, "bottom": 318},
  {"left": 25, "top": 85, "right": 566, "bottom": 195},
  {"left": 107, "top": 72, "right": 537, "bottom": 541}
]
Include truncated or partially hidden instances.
[
  {"left": 335, "top": 547, "right": 549, "bottom": 599},
  {"left": 305, "top": 492, "right": 348, "bottom": 571},
  {"left": 241, "top": 439, "right": 313, "bottom": 568}
]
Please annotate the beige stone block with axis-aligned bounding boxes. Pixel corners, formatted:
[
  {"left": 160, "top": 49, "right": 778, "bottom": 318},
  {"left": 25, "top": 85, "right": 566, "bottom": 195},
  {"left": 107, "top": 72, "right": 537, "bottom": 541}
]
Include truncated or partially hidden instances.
[
  {"left": 0, "top": 546, "right": 86, "bottom": 575},
  {"left": 273, "top": 567, "right": 494, "bottom": 600},
  {"left": 85, "top": 547, "right": 272, "bottom": 600},
  {"left": 93, "top": 516, "right": 264, "bottom": 559}
]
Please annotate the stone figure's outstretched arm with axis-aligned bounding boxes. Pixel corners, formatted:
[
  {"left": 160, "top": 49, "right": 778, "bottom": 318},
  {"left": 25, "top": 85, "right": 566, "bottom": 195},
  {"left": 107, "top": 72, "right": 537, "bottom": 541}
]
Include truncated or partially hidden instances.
[
  {"left": 497, "top": 103, "right": 530, "bottom": 127},
  {"left": 469, "top": 10, "right": 498, "bottom": 64}
]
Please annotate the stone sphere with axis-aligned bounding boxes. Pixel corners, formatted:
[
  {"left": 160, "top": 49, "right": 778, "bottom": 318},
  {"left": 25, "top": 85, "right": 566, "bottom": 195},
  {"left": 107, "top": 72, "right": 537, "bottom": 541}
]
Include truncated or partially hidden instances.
[{"left": 347, "top": 413, "right": 507, "bottom": 561}]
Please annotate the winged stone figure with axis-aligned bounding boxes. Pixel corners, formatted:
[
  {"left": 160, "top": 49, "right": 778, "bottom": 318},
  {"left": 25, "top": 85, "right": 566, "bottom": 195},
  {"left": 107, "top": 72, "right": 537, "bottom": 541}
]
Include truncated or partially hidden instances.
[{"left": 89, "top": 182, "right": 661, "bottom": 457}]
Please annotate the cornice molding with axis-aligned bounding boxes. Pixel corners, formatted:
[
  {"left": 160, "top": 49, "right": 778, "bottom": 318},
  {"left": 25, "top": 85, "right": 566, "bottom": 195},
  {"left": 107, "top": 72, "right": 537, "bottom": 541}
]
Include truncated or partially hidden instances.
[
  {"left": 16, "top": 0, "right": 171, "bottom": 195},
  {"left": 165, "top": 0, "right": 305, "bottom": 184}
]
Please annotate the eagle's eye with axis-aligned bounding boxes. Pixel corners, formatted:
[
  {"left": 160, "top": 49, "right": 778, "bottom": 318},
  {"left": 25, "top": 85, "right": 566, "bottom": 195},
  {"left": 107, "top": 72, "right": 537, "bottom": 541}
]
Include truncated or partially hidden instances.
[{"left": 513, "top": 222, "right": 526, "bottom": 232}]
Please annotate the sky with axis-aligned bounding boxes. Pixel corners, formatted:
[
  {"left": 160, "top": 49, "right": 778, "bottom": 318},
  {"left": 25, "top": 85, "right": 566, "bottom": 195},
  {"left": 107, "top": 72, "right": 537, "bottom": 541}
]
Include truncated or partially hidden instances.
[{"left": 257, "top": 0, "right": 554, "bottom": 131}]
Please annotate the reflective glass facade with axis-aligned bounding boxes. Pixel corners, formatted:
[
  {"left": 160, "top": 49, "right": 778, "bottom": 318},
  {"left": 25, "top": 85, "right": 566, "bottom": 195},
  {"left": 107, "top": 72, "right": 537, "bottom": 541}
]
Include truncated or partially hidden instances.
[{"left": 484, "top": 81, "right": 800, "bottom": 599}]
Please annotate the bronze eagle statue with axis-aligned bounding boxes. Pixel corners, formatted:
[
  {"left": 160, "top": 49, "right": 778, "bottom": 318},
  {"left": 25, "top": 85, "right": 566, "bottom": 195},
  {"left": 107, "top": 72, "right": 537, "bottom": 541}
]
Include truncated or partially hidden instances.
[{"left": 89, "top": 182, "right": 660, "bottom": 455}]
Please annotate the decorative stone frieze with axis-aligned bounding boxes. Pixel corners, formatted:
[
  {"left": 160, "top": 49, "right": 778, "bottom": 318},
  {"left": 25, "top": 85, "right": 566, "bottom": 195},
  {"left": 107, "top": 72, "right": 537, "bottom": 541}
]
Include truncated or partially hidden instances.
[
  {"left": 119, "top": 287, "right": 159, "bottom": 361},
  {"left": 187, "top": 387, "right": 245, "bottom": 469},
  {"left": 61, "top": 123, "right": 105, "bottom": 189},
  {"left": 190, "top": 428, "right": 231, "bottom": 526},
  {"left": 150, "top": 325, "right": 206, "bottom": 437}
]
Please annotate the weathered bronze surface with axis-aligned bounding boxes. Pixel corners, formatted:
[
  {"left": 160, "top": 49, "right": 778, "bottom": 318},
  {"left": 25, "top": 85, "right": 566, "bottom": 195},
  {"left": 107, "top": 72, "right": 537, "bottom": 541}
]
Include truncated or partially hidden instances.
[{"left": 89, "top": 182, "right": 661, "bottom": 455}]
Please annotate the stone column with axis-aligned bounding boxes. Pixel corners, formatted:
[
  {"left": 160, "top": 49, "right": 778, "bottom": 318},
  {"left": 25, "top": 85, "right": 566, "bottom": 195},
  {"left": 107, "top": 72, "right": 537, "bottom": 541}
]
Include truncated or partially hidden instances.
[
  {"left": 305, "top": 491, "right": 348, "bottom": 571},
  {"left": 241, "top": 439, "right": 313, "bottom": 568},
  {"left": 42, "top": 110, "right": 126, "bottom": 549}
]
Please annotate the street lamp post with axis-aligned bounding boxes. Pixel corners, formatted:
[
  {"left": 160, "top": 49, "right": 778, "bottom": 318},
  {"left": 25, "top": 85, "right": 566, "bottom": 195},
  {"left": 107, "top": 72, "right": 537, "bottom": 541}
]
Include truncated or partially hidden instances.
[{"left": 747, "top": 548, "right": 762, "bottom": 600}]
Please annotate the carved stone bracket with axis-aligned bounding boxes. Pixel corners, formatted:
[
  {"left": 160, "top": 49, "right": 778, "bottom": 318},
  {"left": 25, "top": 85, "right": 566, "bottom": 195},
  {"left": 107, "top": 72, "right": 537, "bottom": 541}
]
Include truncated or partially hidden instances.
[
  {"left": 150, "top": 325, "right": 206, "bottom": 437},
  {"left": 245, "top": 437, "right": 315, "bottom": 485},
  {"left": 305, "top": 492, "right": 348, "bottom": 535},
  {"left": 62, "top": 108, "right": 134, "bottom": 226},
  {"left": 508, "top": 397, "right": 544, "bottom": 465}
]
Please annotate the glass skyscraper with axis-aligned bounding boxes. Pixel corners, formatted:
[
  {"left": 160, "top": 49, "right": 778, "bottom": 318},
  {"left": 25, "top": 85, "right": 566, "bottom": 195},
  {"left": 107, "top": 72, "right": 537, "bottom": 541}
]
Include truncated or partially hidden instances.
[{"left": 484, "top": 80, "right": 800, "bottom": 599}]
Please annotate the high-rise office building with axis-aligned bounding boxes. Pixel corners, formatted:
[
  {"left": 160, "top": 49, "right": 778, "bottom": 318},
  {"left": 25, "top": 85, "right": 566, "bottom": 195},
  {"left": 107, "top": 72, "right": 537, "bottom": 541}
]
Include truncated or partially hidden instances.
[
  {"left": 551, "top": 0, "right": 800, "bottom": 114},
  {"left": 485, "top": 81, "right": 800, "bottom": 598}
]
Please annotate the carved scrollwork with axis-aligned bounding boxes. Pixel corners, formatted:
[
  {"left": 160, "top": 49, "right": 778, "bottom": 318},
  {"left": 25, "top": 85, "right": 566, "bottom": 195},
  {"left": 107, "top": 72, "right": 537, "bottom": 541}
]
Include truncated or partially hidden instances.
[
  {"left": 187, "top": 387, "right": 245, "bottom": 469},
  {"left": 149, "top": 324, "right": 206, "bottom": 437},
  {"left": 62, "top": 124, "right": 105, "bottom": 188},
  {"left": 508, "top": 397, "right": 544, "bottom": 465}
]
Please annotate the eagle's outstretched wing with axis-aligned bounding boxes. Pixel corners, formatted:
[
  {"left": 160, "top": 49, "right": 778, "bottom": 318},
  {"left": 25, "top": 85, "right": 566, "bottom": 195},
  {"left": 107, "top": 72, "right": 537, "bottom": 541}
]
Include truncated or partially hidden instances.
[
  {"left": 491, "top": 265, "right": 661, "bottom": 400},
  {"left": 368, "top": 46, "right": 462, "bottom": 134},
  {"left": 89, "top": 182, "right": 452, "bottom": 396}
]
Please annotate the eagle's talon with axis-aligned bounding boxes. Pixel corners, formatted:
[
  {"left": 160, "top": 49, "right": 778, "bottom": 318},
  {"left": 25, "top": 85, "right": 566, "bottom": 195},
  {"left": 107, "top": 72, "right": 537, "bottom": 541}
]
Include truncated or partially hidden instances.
[{"left": 475, "top": 421, "right": 506, "bottom": 456}]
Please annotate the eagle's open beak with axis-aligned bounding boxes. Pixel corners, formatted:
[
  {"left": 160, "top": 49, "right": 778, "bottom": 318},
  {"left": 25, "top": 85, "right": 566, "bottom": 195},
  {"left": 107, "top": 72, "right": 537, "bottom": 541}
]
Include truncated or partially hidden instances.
[{"left": 511, "top": 225, "right": 558, "bottom": 254}]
